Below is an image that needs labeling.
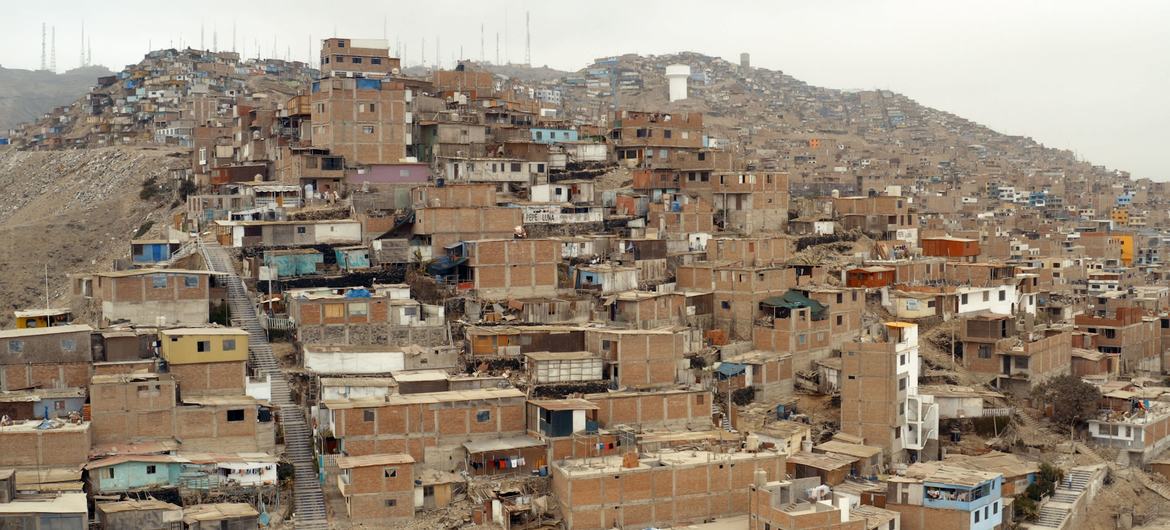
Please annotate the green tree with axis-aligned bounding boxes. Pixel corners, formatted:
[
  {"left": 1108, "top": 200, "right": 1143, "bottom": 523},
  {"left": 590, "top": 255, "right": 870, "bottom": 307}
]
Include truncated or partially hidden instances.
[{"left": 1031, "top": 374, "right": 1101, "bottom": 429}]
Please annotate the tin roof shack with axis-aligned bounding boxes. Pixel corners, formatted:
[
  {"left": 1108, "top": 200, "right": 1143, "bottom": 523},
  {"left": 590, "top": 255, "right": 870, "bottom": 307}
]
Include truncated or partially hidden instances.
[
  {"left": 607, "top": 290, "right": 714, "bottom": 331},
  {"left": 463, "top": 435, "right": 548, "bottom": 477},
  {"left": 0, "top": 325, "right": 92, "bottom": 392},
  {"left": 130, "top": 238, "right": 184, "bottom": 265},
  {"left": 573, "top": 263, "right": 639, "bottom": 295},
  {"left": 261, "top": 249, "right": 324, "bottom": 278},
  {"left": 73, "top": 269, "right": 217, "bottom": 327},
  {"left": 13, "top": 308, "right": 74, "bottom": 329},
  {"left": 749, "top": 477, "right": 877, "bottom": 530},
  {"left": 527, "top": 399, "right": 598, "bottom": 441},
  {"left": 0, "top": 419, "right": 90, "bottom": 471},
  {"left": 0, "top": 492, "right": 87, "bottom": 530},
  {"left": 96, "top": 499, "right": 184, "bottom": 530},
  {"left": 719, "top": 350, "right": 794, "bottom": 403},
  {"left": 840, "top": 323, "right": 939, "bottom": 464},
  {"left": 304, "top": 344, "right": 457, "bottom": 375},
  {"left": 524, "top": 352, "right": 603, "bottom": 386},
  {"left": 941, "top": 451, "right": 1038, "bottom": 498},
  {"left": 586, "top": 328, "right": 691, "bottom": 389},
  {"left": 1075, "top": 307, "right": 1160, "bottom": 374},
  {"left": 320, "top": 387, "right": 526, "bottom": 469},
  {"left": 845, "top": 266, "right": 897, "bottom": 289},
  {"left": 921, "top": 236, "right": 980, "bottom": 263},
  {"left": 180, "top": 503, "right": 259, "bottom": 530},
  {"left": 0, "top": 388, "right": 86, "bottom": 422},
  {"left": 466, "top": 325, "right": 587, "bottom": 359},
  {"left": 786, "top": 451, "right": 858, "bottom": 487},
  {"left": 334, "top": 245, "right": 372, "bottom": 271},
  {"left": 458, "top": 239, "right": 560, "bottom": 301},
  {"left": 213, "top": 219, "right": 363, "bottom": 248},
  {"left": 286, "top": 286, "right": 447, "bottom": 347},
  {"left": 1089, "top": 399, "right": 1170, "bottom": 466},
  {"left": 550, "top": 449, "right": 786, "bottom": 530},
  {"left": 336, "top": 454, "right": 415, "bottom": 522},
  {"left": 676, "top": 262, "right": 797, "bottom": 340},
  {"left": 84, "top": 454, "right": 186, "bottom": 494},
  {"left": 319, "top": 378, "right": 398, "bottom": 404},
  {"left": 886, "top": 463, "right": 1003, "bottom": 530},
  {"left": 813, "top": 440, "right": 884, "bottom": 479}
]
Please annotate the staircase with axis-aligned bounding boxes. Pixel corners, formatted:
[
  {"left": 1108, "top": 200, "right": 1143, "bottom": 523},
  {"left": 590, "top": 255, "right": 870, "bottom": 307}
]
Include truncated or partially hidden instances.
[
  {"left": 711, "top": 400, "right": 735, "bottom": 432},
  {"left": 199, "top": 239, "right": 328, "bottom": 529}
]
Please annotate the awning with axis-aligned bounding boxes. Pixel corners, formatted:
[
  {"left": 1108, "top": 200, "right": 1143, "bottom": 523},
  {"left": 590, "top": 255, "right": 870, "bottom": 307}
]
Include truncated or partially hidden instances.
[
  {"left": 714, "top": 362, "right": 747, "bottom": 378},
  {"left": 426, "top": 256, "right": 468, "bottom": 276},
  {"left": 760, "top": 290, "right": 828, "bottom": 320}
]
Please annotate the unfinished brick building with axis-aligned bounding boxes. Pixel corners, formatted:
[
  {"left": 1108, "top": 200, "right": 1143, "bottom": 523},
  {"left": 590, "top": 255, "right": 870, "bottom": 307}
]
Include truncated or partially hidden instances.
[{"left": 336, "top": 454, "right": 415, "bottom": 522}]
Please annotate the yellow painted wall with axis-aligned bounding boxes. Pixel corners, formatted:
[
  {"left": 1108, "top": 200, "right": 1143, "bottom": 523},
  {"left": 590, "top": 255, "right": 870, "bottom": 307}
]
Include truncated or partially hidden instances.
[
  {"left": 159, "top": 331, "right": 248, "bottom": 364},
  {"left": 1117, "top": 234, "right": 1134, "bottom": 266}
]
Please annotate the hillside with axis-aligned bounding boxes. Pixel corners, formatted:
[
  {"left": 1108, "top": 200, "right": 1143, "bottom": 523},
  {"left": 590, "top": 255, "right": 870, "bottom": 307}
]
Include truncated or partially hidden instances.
[
  {"left": 0, "top": 146, "right": 188, "bottom": 325},
  {"left": 0, "top": 65, "right": 111, "bottom": 133}
]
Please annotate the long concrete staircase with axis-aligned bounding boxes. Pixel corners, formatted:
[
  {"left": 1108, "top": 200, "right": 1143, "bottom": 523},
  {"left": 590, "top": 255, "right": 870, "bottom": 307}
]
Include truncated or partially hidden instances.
[{"left": 199, "top": 239, "right": 328, "bottom": 529}]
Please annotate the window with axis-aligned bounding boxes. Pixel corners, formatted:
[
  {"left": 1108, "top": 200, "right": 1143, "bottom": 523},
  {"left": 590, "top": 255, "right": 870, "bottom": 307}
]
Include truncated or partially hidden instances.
[
  {"left": 152, "top": 274, "right": 168, "bottom": 288},
  {"left": 362, "top": 126, "right": 375, "bottom": 134},
  {"left": 363, "top": 410, "right": 375, "bottom": 422},
  {"left": 510, "top": 162, "right": 522, "bottom": 172},
  {"left": 371, "top": 57, "right": 382, "bottom": 65},
  {"left": 384, "top": 468, "right": 398, "bottom": 478},
  {"left": 798, "top": 334, "right": 807, "bottom": 345},
  {"left": 998, "top": 289, "right": 1006, "bottom": 301},
  {"left": 146, "top": 465, "right": 157, "bottom": 475},
  {"left": 296, "top": 226, "right": 307, "bottom": 234},
  {"left": 721, "top": 301, "right": 730, "bottom": 309},
  {"left": 1015, "top": 356, "right": 1029, "bottom": 369},
  {"left": 975, "top": 510, "right": 981, "bottom": 523},
  {"left": 337, "top": 40, "right": 346, "bottom": 47},
  {"left": 324, "top": 304, "right": 345, "bottom": 319},
  {"left": 961, "top": 294, "right": 969, "bottom": 305},
  {"left": 894, "top": 426, "right": 901, "bottom": 439},
  {"left": 334, "top": 55, "right": 343, "bottom": 62},
  {"left": 351, "top": 57, "right": 362, "bottom": 64},
  {"left": 368, "top": 103, "right": 376, "bottom": 112},
  {"left": 664, "top": 129, "right": 672, "bottom": 139},
  {"left": 899, "top": 354, "right": 906, "bottom": 366},
  {"left": 60, "top": 339, "right": 76, "bottom": 352},
  {"left": 837, "top": 315, "right": 844, "bottom": 326},
  {"left": 993, "top": 501, "right": 999, "bottom": 514},
  {"left": 983, "top": 291, "right": 990, "bottom": 302},
  {"left": 226, "top": 409, "right": 245, "bottom": 422},
  {"left": 978, "top": 345, "right": 992, "bottom": 359},
  {"left": 476, "top": 410, "right": 491, "bottom": 422},
  {"left": 106, "top": 468, "right": 115, "bottom": 479},
  {"left": 184, "top": 275, "right": 199, "bottom": 288},
  {"left": 348, "top": 303, "right": 369, "bottom": 317},
  {"left": 384, "top": 499, "right": 397, "bottom": 507},
  {"left": 837, "top": 293, "right": 844, "bottom": 304},
  {"left": 196, "top": 340, "right": 211, "bottom": 352},
  {"left": 222, "top": 339, "right": 236, "bottom": 351},
  {"left": 898, "top": 377, "right": 907, "bottom": 390}
]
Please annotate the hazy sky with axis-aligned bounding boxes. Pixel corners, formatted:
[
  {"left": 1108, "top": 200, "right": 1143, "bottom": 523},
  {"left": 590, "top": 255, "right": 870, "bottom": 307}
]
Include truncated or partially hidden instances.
[{"left": 4, "top": 1, "right": 1168, "bottom": 180}]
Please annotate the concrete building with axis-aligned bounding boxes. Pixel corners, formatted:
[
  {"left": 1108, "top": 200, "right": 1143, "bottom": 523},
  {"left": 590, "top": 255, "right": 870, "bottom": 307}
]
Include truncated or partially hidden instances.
[
  {"left": 336, "top": 454, "right": 415, "bottom": 522},
  {"left": 1075, "top": 307, "right": 1160, "bottom": 373},
  {"left": 0, "top": 325, "right": 92, "bottom": 392},
  {"left": 840, "top": 323, "right": 939, "bottom": 464},
  {"left": 551, "top": 449, "right": 786, "bottom": 530},
  {"left": 886, "top": 463, "right": 1003, "bottom": 530},
  {"left": 310, "top": 77, "right": 410, "bottom": 166},
  {"left": 319, "top": 38, "right": 400, "bottom": 79},
  {"left": 286, "top": 285, "right": 447, "bottom": 346},
  {"left": 72, "top": 269, "right": 217, "bottom": 326}
]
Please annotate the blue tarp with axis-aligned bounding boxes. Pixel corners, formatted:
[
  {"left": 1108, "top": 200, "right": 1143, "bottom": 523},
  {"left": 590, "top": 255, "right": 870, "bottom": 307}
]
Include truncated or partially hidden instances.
[
  {"left": 714, "top": 362, "right": 747, "bottom": 378},
  {"left": 345, "top": 288, "right": 371, "bottom": 298}
]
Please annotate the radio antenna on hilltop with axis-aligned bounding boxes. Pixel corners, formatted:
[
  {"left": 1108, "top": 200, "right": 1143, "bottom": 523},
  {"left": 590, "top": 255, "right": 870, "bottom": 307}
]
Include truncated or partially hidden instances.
[
  {"left": 80, "top": 20, "right": 86, "bottom": 67},
  {"left": 41, "top": 23, "right": 46, "bottom": 71},
  {"left": 525, "top": 11, "right": 531, "bottom": 66},
  {"left": 50, "top": 26, "right": 56, "bottom": 73}
]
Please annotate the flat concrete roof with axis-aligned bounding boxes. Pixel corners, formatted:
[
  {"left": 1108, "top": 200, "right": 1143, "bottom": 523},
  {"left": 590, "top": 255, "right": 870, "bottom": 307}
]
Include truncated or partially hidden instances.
[
  {"left": 0, "top": 324, "right": 92, "bottom": 339},
  {"left": 337, "top": 454, "right": 414, "bottom": 469},
  {"left": 0, "top": 493, "right": 86, "bottom": 515}
]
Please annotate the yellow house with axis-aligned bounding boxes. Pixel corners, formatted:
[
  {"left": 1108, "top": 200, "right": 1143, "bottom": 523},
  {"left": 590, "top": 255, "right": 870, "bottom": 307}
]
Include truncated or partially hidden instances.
[
  {"left": 14, "top": 308, "right": 74, "bottom": 329},
  {"left": 1116, "top": 233, "right": 1135, "bottom": 266},
  {"left": 158, "top": 328, "right": 249, "bottom": 365},
  {"left": 1111, "top": 207, "right": 1129, "bottom": 227}
]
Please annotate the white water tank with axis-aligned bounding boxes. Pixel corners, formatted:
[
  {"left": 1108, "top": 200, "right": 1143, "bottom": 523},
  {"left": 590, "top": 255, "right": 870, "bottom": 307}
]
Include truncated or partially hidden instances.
[{"left": 665, "top": 64, "right": 691, "bottom": 102}]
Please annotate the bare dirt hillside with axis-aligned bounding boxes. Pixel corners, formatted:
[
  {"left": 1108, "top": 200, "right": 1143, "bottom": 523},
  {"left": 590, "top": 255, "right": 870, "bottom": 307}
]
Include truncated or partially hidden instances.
[
  {"left": 0, "top": 65, "right": 111, "bottom": 132},
  {"left": 0, "top": 146, "right": 188, "bottom": 325}
]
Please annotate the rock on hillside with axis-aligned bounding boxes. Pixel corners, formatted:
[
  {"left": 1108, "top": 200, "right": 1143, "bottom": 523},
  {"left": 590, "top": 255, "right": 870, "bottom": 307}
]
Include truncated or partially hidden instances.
[
  {"left": 0, "top": 65, "right": 112, "bottom": 132},
  {"left": 0, "top": 146, "right": 188, "bottom": 325}
]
